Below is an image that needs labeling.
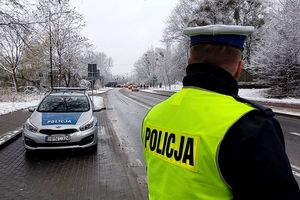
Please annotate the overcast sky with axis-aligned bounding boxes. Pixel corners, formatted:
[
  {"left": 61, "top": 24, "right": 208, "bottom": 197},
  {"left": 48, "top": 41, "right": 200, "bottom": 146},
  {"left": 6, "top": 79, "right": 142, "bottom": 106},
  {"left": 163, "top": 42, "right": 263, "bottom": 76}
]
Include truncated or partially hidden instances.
[{"left": 70, "top": 0, "right": 178, "bottom": 76}]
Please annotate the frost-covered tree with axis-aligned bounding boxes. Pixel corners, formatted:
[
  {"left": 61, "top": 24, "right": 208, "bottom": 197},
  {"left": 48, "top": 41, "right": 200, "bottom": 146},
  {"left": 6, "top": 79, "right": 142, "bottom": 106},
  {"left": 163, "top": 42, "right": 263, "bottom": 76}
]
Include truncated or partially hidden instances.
[
  {"left": 251, "top": 0, "right": 300, "bottom": 97},
  {"left": 156, "top": 44, "right": 187, "bottom": 89},
  {"left": 32, "top": 0, "right": 91, "bottom": 87},
  {"left": 133, "top": 46, "right": 186, "bottom": 87},
  {"left": 0, "top": 24, "right": 31, "bottom": 91},
  {"left": 0, "top": 0, "right": 36, "bottom": 91},
  {"left": 0, "top": 0, "right": 32, "bottom": 27},
  {"left": 162, "top": 0, "right": 269, "bottom": 78},
  {"left": 134, "top": 48, "right": 159, "bottom": 86},
  {"left": 81, "top": 50, "right": 113, "bottom": 87},
  {"left": 163, "top": 0, "right": 196, "bottom": 43}
]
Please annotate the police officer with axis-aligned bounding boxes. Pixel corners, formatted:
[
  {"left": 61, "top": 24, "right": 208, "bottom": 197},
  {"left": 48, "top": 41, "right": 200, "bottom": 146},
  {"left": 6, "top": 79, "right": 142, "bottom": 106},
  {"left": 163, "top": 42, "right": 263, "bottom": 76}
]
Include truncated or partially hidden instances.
[{"left": 142, "top": 25, "right": 300, "bottom": 200}]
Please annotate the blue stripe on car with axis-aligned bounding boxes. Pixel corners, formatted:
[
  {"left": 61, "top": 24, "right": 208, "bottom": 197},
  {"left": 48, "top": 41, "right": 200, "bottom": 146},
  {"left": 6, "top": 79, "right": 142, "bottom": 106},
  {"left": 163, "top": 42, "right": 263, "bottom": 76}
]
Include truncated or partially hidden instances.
[{"left": 42, "top": 113, "right": 82, "bottom": 125}]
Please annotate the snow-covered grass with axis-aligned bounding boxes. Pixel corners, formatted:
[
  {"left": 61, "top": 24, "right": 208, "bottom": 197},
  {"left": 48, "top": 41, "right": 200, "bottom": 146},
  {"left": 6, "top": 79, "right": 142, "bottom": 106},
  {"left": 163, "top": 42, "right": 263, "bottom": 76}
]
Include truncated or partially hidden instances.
[
  {"left": 151, "top": 86, "right": 300, "bottom": 105},
  {"left": 0, "top": 101, "right": 41, "bottom": 115},
  {"left": 239, "top": 89, "right": 300, "bottom": 105},
  {"left": 155, "top": 84, "right": 183, "bottom": 91},
  {"left": 147, "top": 86, "right": 300, "bottom": 116},
  {"left": 86, "top": 88, "right": 112, "bottom": 94},
  {"left": 0, "top": 88, "right": 111, "bottom": 115},
  {"left": 0, "top": 91, "right": 44, "bottom": 115},
  {"left": 0, "top": 86, "right": 299, "bottom": 116}
]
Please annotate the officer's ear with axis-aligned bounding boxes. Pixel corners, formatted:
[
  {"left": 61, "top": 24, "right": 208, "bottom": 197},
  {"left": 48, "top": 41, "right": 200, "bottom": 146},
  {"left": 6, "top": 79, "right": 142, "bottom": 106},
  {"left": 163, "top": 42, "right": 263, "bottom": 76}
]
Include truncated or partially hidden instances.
[
  {"left": 234, "top": 59, "right": 243, "bottom": 80},
  {"left": 188, "top": 57, "right": 192, "bottom": 65}
]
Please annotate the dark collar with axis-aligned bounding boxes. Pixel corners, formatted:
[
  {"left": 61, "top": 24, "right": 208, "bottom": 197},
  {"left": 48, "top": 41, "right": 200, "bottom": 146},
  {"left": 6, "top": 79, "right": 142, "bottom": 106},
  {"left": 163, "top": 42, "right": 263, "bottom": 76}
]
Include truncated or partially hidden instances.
[{"left": 183, "top": 63, "right": 238, "bottom": 96}]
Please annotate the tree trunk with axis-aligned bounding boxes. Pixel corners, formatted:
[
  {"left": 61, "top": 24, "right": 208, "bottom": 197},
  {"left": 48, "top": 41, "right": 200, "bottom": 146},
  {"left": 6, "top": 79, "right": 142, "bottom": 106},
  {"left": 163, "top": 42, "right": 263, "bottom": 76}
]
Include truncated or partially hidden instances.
[
  {"left": 64, "top": 70, "right": 71, "bottom": 87},
  {"left": 12, "top": 69, "right": 19, "bottom": 92}
]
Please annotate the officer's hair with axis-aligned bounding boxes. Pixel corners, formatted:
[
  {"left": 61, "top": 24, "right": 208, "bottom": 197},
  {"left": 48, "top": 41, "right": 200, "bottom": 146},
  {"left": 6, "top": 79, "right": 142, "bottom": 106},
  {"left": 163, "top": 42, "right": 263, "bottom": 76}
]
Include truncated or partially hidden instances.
[{"left": 189, "top": 43, "right": 242, "bottom": 74}]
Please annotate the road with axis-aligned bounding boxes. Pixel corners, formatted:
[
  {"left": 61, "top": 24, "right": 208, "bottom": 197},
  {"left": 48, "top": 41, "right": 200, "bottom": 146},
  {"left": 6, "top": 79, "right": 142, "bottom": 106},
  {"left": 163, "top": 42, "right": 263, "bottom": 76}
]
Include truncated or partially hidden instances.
[
  {"left": 113, "top": 88, "right": 300, "bottom": 186},
  {"left": 0, "top": 88, "right": 299, "bottom": 199}
]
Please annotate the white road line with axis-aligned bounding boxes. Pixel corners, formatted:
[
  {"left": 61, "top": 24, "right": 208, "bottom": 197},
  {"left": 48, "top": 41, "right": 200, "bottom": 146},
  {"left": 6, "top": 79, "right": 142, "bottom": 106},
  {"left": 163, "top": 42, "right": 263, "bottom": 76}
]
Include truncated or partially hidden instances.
[
  {"left": 292, "top": 171, "right": 300, "bottom": 178},
  {"left": 135, "top": 159, "right": 143, "bottom": 167},
  {"left": 121, "top": 94, "right": 151, "bottom": 110},
  {"left": 291, "top": 164, "right": 300, "bottom": 171},
  {"left": 289, "top": 132, "right": 300, "bottom": 137},
  {"left": 291, "top": 165, "right": 300, "bottom": 178}
]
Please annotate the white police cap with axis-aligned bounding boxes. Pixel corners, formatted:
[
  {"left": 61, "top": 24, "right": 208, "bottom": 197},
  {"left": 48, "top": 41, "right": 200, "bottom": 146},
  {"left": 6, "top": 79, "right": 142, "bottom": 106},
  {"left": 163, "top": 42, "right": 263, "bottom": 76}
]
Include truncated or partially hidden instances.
[{"left": 183, "top": 24, "right": 254, "bottom": 50}]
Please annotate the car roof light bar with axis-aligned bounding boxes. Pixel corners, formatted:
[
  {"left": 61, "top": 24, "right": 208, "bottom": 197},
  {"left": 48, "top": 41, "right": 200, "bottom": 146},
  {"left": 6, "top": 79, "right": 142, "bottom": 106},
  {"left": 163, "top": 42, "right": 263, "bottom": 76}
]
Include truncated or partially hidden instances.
[{"left": 50, "top": 87, "right": 87, "bottom": 94}]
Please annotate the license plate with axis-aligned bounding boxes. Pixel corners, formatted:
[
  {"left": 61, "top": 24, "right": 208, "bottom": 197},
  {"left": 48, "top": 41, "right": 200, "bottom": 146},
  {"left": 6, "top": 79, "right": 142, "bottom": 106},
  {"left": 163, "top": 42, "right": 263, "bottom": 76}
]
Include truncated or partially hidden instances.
[{"left": 46, "top": 135, "right": 71, "bottom": 142}]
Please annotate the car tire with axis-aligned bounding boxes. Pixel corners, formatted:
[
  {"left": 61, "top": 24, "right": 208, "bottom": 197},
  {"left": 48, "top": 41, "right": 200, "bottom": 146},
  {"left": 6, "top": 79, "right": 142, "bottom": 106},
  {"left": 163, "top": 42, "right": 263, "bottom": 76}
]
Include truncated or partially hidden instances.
[
  {"left": 25, "top": 148, "right": 36, "bottom": 157},
  {"left": 88, "top": 144, "right": 98, "bottom": 153}
]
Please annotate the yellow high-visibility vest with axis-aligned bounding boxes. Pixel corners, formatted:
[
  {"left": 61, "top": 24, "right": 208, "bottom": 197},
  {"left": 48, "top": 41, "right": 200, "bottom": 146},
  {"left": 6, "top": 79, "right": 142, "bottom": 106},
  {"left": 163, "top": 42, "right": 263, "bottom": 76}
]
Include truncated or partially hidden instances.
[{"left": 142, "top": 87, "right": 255, "bottom": 200}]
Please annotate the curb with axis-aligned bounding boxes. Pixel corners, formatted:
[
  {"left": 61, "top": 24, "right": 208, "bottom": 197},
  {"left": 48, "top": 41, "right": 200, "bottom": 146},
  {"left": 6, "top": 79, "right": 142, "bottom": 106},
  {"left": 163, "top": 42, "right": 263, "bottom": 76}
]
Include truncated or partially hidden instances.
[
  {"left": 273, "top": 111, "right": 300, "bottom": 119},
  {"left": 140, "top": 90, "right": 175, "bottom": 97},
  {"left": 0, "top": 127, "right": 23, "bottom": 150}
]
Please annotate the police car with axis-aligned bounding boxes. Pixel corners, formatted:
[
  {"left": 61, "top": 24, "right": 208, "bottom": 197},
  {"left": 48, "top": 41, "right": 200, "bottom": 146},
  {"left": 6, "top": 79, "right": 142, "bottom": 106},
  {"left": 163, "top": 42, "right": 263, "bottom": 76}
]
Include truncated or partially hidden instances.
[{"left": 23, "top": 87, "right": 102, "bottom": 152}]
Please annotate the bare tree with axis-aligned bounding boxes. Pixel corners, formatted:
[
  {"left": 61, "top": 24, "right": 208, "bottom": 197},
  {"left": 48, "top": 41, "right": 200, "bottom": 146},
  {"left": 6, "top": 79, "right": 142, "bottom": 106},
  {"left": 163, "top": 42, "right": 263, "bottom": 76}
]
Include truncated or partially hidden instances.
[
  {"left": 33, "top": 0, "right": 90, "bottom": 87},
  {"left": 81, "top": 50, "right": 113, "bottom": 87},
  {"left": 251, "top": 0, "right": 300, "bottom": 97},
  {"left": 0, "top": 25, "right": 31, "bottom": 91},
  {"left": 162, "top": 0, "right": 269, "bottom": 79}
]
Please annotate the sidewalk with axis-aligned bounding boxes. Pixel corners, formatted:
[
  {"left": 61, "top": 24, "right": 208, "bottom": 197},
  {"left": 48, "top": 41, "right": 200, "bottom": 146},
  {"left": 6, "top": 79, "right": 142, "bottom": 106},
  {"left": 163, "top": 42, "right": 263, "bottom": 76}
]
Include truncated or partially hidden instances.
[{"left": 0, "top": 109, "right": 31, "bottom": 148}]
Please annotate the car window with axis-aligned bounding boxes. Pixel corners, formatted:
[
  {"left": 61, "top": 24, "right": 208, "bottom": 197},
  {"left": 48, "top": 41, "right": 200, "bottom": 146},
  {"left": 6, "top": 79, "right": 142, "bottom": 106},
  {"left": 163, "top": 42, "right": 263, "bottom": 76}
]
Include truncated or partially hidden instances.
[{"left": 37, "top": 95, "right": 90, "bottom": 112}]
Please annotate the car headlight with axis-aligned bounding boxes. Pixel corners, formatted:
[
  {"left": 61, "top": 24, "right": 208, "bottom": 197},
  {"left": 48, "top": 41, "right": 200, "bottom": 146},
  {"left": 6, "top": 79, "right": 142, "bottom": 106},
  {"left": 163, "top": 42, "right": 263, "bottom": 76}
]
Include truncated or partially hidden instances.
[
  {"left": 23, "top": 121, "right": 38, "bottom": 133},
  {"left": 79, "top": 119, "right": 95, "bottom": 131}
]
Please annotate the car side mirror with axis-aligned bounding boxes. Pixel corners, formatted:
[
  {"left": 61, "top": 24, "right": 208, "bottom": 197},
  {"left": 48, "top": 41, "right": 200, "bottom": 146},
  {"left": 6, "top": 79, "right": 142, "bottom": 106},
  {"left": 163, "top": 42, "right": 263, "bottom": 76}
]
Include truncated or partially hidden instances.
[
  {"left": 28, "top": 107, "right": 36, "bottom": 112},
  {"left": 91, "top": 96, "right": 105, "bottom": 112},
  {"left": 93, "top": 107, "right": 106, "bottom": 112}
]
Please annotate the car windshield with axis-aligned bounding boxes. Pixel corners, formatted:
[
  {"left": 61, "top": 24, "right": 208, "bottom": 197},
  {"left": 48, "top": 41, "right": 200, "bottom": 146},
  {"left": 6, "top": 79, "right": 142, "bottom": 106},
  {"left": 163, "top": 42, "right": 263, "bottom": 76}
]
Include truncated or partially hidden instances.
[{"left": 37, "top": 95, "right": 90, "bottom": 112}]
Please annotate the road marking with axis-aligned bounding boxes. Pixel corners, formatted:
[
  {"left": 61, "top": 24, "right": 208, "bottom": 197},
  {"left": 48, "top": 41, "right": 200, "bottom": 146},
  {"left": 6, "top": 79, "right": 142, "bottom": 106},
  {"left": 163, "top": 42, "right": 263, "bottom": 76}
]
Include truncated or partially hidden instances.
[
  {"left": 127, "top": 159, "right": 143, "bottom": 168},
  {"left": 289, "top": 132, "right": 300, "bottom": 137},
  {"left": 292, "top": 171, "right": 300, "bottom": 178},
  {"left": 99, "top": 126, "right": 106, "bottom": 135},
  {"left": 121, "top": 94, "right": 151, "bottom": 110},
  {"left": 135, "top": 159, "right": 143, "bottom": 167},
  {"left": 137, "top": 176, "right": 148, "bottom": 185},
  {"left": 291, "top": 164, "right": 300, "bottom": 171},
  {"left": 292, "top": 165, "right": 300, "bottom": 178}
]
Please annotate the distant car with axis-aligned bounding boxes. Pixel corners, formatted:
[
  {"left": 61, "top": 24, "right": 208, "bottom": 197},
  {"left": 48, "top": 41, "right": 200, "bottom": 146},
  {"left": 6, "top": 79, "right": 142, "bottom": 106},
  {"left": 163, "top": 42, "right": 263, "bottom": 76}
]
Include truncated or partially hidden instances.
[
  {"left": 23, "top": 87, "right": 101, "bottom": 152},
  {"left": 131, "top": 85, "right": 139, "bottom": 92}
]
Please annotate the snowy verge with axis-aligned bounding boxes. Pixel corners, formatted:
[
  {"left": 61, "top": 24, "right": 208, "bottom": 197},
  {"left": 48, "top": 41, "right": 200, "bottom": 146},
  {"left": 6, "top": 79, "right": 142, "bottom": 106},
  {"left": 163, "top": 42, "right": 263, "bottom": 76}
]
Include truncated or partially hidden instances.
[
  {"left": 87, "top": 88, "right": 112, "bottom": 94},
  {"left": 0, "top": 100, "right": 41, "bottom": 115},
  {"left": 0, "top": 88, "right": 110, "bottom": 116},
  {"left": 146, "top": 87, "right": 300, "bottom": 105},
  {"left": 142, "top": 88, "right": 300, "bottom": 116}
]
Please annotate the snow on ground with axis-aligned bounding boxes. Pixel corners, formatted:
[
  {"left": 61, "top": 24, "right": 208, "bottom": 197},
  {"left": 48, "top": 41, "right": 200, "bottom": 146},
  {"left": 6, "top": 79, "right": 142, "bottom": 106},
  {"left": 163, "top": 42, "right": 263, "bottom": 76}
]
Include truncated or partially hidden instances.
[
  {"left": 86, "top": 88, "right": 112, "bottom": 94},
  {"left": 0, "top": 90, "right": 44, "bottom": 115},
  {"left": 147, "top": 86, "right": 300, "bottom": 116},
  {"left": 238, "top": 89, "right": 300, "bottom": 105},
  {"left": 0, "top": 87, "right": 299, "bottom": 116},
  {"left": 152, "top": 86, "right": 300, "bottom": 105},
  {"left": 156, "top": 84, "right": 183, "bottom": 91},
  {"left": 0, "top": 100, "right": 41, "bottom": 115},
  {"left": 0, "top": 88, "right": 111, "bottom": 116}
]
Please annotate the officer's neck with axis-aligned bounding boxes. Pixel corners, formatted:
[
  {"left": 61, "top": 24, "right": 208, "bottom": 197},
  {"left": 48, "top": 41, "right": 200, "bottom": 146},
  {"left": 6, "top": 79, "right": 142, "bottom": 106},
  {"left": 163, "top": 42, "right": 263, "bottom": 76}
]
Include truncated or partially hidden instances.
[{"left": 183, "top": 63, "right": 239, "bottom": 96}]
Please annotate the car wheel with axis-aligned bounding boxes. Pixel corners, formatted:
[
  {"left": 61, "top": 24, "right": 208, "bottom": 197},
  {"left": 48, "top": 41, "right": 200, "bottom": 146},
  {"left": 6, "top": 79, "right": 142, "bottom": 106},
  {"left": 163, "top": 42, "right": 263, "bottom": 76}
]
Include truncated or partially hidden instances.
[
  {"left": 88, "top": 144, "right": 98, "bottom": 153},
  {"left": 25, "top": 148, "right": 34, "bottom": 156}
]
